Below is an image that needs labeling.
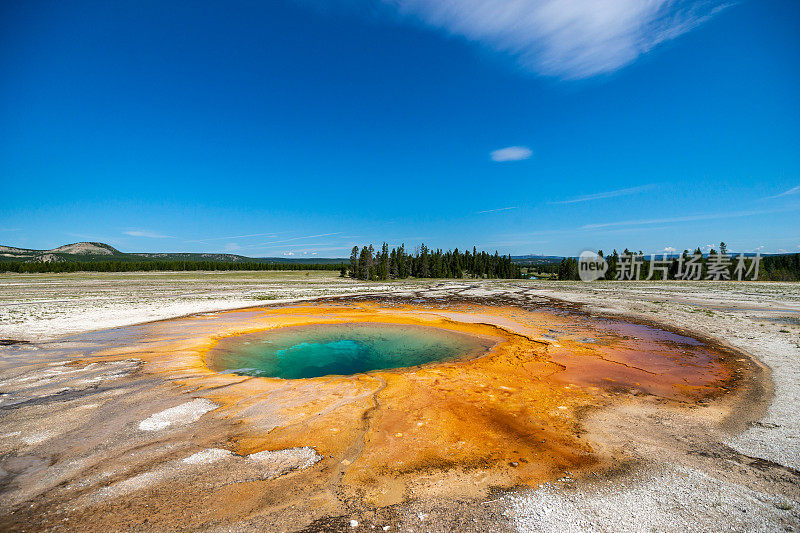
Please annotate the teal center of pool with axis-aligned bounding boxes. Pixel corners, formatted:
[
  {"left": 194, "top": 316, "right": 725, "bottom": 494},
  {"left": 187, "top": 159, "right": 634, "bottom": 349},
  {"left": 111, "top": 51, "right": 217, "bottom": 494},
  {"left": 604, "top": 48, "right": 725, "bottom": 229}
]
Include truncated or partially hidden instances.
[{"left": 206, "top": 322, "right": 495, "bottom": 379}]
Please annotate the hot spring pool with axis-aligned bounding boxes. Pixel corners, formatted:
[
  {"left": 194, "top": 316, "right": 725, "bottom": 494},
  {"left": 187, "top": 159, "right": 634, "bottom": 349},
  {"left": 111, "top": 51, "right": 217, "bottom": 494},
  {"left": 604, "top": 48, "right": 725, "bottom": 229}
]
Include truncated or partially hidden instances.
[{"left": 205, "top": 322, "right": 496, "bottom": 379}]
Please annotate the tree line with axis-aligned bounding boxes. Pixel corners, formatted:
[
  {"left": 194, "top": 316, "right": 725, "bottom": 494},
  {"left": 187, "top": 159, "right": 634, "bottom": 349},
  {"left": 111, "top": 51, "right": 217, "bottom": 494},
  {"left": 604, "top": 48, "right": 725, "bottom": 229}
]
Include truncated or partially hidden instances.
[
  {"left": 760, "top": 253, "right": 800, "bottom": 281},
  {"left": 344, "top": 243, "right": 522, "bottom": 280},
  {"left": 554, "top": 243, "right": 800, "bottom": 281}
]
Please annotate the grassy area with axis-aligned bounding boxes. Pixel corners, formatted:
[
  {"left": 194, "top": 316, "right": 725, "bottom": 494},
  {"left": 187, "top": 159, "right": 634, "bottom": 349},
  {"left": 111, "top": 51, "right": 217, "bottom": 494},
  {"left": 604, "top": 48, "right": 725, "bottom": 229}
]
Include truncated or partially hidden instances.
[
  {"left": 521, "top": 267, "right": 558, "bottom": 280},
  {"left": 0, "top": 270, "right": 341, "bottom": 282}
]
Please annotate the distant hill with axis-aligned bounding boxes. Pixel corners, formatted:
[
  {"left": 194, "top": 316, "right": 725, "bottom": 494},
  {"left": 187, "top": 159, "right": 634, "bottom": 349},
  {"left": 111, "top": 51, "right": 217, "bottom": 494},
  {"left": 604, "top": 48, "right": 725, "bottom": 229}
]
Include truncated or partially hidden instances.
[
  {"left": 510, "top": 252, "right": 769, "bottom": 266},
  {"left": 3, "top": 244, "right": 775, "bottom": 268},
  {"left": 510, "top": 254, "right": 564, "bottom": 266},
  {"left": 0, "top": 242, "right": 347, "bottom": 265},
  {"left": 132, "top": 252, "right": 258, "bottom": 262},
  {"left": 0, "top": 242, "right": 124, "bottom": 263},
  {"left": 133, "top": 253, "right": 346, "bottom": 265}
]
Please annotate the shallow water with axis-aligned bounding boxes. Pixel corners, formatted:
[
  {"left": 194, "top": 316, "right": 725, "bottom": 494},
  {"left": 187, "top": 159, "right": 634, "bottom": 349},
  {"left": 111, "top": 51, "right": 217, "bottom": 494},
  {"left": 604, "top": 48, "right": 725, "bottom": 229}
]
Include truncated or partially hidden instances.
[{"left": 206, "top": 322, "right": 495, "bottom": 379}]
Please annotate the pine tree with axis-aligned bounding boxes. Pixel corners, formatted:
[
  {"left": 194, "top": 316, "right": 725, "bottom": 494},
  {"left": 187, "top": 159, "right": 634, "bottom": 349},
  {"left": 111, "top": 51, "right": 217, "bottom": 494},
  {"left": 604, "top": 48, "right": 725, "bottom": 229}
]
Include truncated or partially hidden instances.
[
  {"left": 367, "top": 244, "right": 376, "bottom": 280},
  {"left": 379, "top": 242, "right": 389, "bottom": 280},
  {"left": 358, "top": 246, "right": 371, "bottom": 280},
  {"left": 389, "top": 248, "right": 399, "bottom": 279},
  {"left": 398, "top": 244, "right": 408, "bottom": 278},
  {"left": 349, "top": 246, "right": 359, "bottom": 278},
  {"left": 419, "top": 244, "right": 429, "bottom": 277}
]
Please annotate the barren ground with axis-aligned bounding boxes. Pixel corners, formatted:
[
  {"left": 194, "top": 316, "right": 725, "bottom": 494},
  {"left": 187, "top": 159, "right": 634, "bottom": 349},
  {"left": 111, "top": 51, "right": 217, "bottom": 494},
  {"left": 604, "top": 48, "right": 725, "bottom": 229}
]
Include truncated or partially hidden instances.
[{"left": 0, "top": 272, "right": 798, "bottom": 532}]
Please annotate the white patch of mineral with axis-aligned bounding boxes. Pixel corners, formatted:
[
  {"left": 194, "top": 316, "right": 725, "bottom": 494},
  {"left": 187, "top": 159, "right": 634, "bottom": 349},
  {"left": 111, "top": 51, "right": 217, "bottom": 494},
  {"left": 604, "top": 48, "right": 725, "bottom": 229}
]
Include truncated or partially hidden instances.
[
  {"left": 247, "top": 446, "right": 322, "bottom": 478},
  {"left": 138, "top": 398, "right": 218, "bottom": 431},
  {"left": 183, "top": 448, "right": 234, "bottom": 465}
]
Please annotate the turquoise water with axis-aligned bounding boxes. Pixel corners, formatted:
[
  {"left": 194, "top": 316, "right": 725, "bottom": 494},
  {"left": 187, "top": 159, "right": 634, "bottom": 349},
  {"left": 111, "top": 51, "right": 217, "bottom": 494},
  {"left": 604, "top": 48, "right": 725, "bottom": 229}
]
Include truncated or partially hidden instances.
[{"left": 206, "top": 322, "right": 495, "bottom": 379}]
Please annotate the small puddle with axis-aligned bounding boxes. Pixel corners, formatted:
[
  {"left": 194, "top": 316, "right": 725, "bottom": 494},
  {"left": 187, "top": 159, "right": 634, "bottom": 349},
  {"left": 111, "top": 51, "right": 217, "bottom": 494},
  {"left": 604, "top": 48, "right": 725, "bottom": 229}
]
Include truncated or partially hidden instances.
[{"left": 761, "top": 316, "right": 800, "bottom": 326}]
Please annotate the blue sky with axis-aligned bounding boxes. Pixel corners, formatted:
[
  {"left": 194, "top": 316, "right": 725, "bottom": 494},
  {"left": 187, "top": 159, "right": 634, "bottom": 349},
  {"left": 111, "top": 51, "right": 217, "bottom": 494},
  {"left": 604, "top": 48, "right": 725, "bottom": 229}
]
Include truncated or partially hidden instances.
[{"left": 1, "top": 0, "right": 798, "bottom": 257}]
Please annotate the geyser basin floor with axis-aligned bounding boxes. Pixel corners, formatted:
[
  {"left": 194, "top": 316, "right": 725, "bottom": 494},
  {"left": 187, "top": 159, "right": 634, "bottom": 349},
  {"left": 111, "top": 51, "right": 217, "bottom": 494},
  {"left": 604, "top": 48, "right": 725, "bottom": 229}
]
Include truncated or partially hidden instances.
[
  {"left": 207, "top": 322, "right": 496, "bottom": 378},
  {"left": 0, "top": 294, "right": 774, "bottom": 532}
]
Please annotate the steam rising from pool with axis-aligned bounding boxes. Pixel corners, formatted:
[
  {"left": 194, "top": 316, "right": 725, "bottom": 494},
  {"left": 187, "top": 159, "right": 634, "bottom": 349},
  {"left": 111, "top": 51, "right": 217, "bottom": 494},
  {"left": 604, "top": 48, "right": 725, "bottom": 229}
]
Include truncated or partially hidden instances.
[{"left": 206, "top": 322, "right": 495, "bottom": 379}]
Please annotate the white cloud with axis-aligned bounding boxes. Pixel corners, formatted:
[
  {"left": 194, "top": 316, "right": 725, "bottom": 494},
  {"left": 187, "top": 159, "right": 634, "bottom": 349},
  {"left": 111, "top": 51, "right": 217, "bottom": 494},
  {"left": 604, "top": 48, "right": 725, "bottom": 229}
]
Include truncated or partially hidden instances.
[
  {"left": 184, "top": 232, "right": 282, "bottom": 245},
  {"left": 250, "top": 245, "right": 351, "bottom": 256},
  {"left": 490, "top": 146, "right": 532, "bottom": 162},
  {"left": 476, "top": 206, "right": 518, "bottom": 214},
  {"left": 204, "top": 232, "right": 278, "bottom": 242},
  {"left": 662, "top": 246, "right": 677, "bottom": 253},
  {"left": 582, "top": 205, "right": 800, "bottom": 230},
  {"left": 552, "top": 184, "right": 655, "bottom": 204},
  {"left": 388, "top": 0, "right": 729, "bottom": 79},
  {"left": 224, "top": 243, "right": 242, "bottom": 252},
  {"left": 248, "top": 232, "right": 343, "bottom": 247},
  {"left": 763, "top": 185, "right": 800, "bottom": 200},
  {"left": 124, "top": 230, "right": 172, "bottom": 239}
]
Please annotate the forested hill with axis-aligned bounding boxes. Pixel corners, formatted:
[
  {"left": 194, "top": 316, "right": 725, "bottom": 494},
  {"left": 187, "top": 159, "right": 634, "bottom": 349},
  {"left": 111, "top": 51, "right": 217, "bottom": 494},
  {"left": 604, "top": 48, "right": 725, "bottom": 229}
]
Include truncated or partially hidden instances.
[
  {"left": 0, "top": 242, "right": 345, "bottom": 266},
  {"left": 553, "top": 251, "right": 800, "bottom": 282},
  {"left": 0, "top": 241, "right": 347, "bottom": 272},
  {"left": 1, "top": 241, "right": 523, "bottom": 278},
  {"left": 1, "top": 242, "right": 125, "bottom": 263},
  {"left": 6, "top": 241, "right": 794, "bottom": 280}
]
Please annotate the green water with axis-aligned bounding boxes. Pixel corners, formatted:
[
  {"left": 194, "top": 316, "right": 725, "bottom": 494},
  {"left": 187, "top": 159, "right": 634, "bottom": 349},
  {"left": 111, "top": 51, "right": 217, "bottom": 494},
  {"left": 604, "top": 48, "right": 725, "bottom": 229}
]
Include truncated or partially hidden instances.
[{"left": 206, "top": 322, "right": 494, "bottom": 379}]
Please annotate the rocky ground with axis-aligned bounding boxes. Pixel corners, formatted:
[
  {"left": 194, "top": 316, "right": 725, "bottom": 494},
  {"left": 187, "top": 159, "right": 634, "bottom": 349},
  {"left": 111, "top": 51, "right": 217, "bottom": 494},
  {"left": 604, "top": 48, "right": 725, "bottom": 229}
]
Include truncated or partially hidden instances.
[
  {"left": 0, "top": 271, "right": 405, "bottom": 342},
  {"left": 501, "top": 280, "right": 800, "bottom": 532},
  {"left": 0, "top": 273, "right": 798, "bottom": 532}
]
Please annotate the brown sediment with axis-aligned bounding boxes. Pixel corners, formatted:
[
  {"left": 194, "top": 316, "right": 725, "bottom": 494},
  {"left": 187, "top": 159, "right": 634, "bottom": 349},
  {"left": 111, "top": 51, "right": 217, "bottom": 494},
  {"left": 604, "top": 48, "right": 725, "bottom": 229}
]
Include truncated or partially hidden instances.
[
  {"left": 0, "top": 339, "right": 31, "bottom": 345},
  {"left": 77, "top": 298, "right": 743, "bottom": 507},
  {"left": 0, "top": 294, "right": 761, "bottom": 532}
]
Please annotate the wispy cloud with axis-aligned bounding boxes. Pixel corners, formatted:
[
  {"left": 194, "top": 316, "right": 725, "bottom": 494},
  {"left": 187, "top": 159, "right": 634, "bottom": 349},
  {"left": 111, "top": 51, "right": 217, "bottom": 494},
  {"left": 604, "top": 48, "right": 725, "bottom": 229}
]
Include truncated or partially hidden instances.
[
  {"left": 551, "top": 184, "right": 656, "bottom": 204},
  {"left": 268, "top": 242, "right": 339, "bottom": 248},
  {"left": 240, "top": 232, "right": 343, "bottom": 249},
  {"left": 490, "top": 146, "right": 532, "bottom": 162},
  {"left": 763, "top": 185, "right": 800, "bottom": 200},
  {"left": 390, "top": 0, "right": 730, "bottom": 79},
  {"left": 268, "top": 245, "right": 352, "bottom": 257},
  {"left": 256, "top": 232, "right": 342, "bottom": 246},
  {"left": 477, "top": 239, "right": 549, "bottom": 248},
  {"left": 123, "top": 230, "right": 173, "bottom": 239},
  {"left": 476, "top": 206, "right": 518, "bottom": 214},
  {"left": 280, "top": 246, "right": 352, "bottom": 254},
  {"left": 582, "top": 205, "right": 800, "bottom": 230},
  {"left": 186, "top": 232, "right": 278, "bottom": 243}
]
